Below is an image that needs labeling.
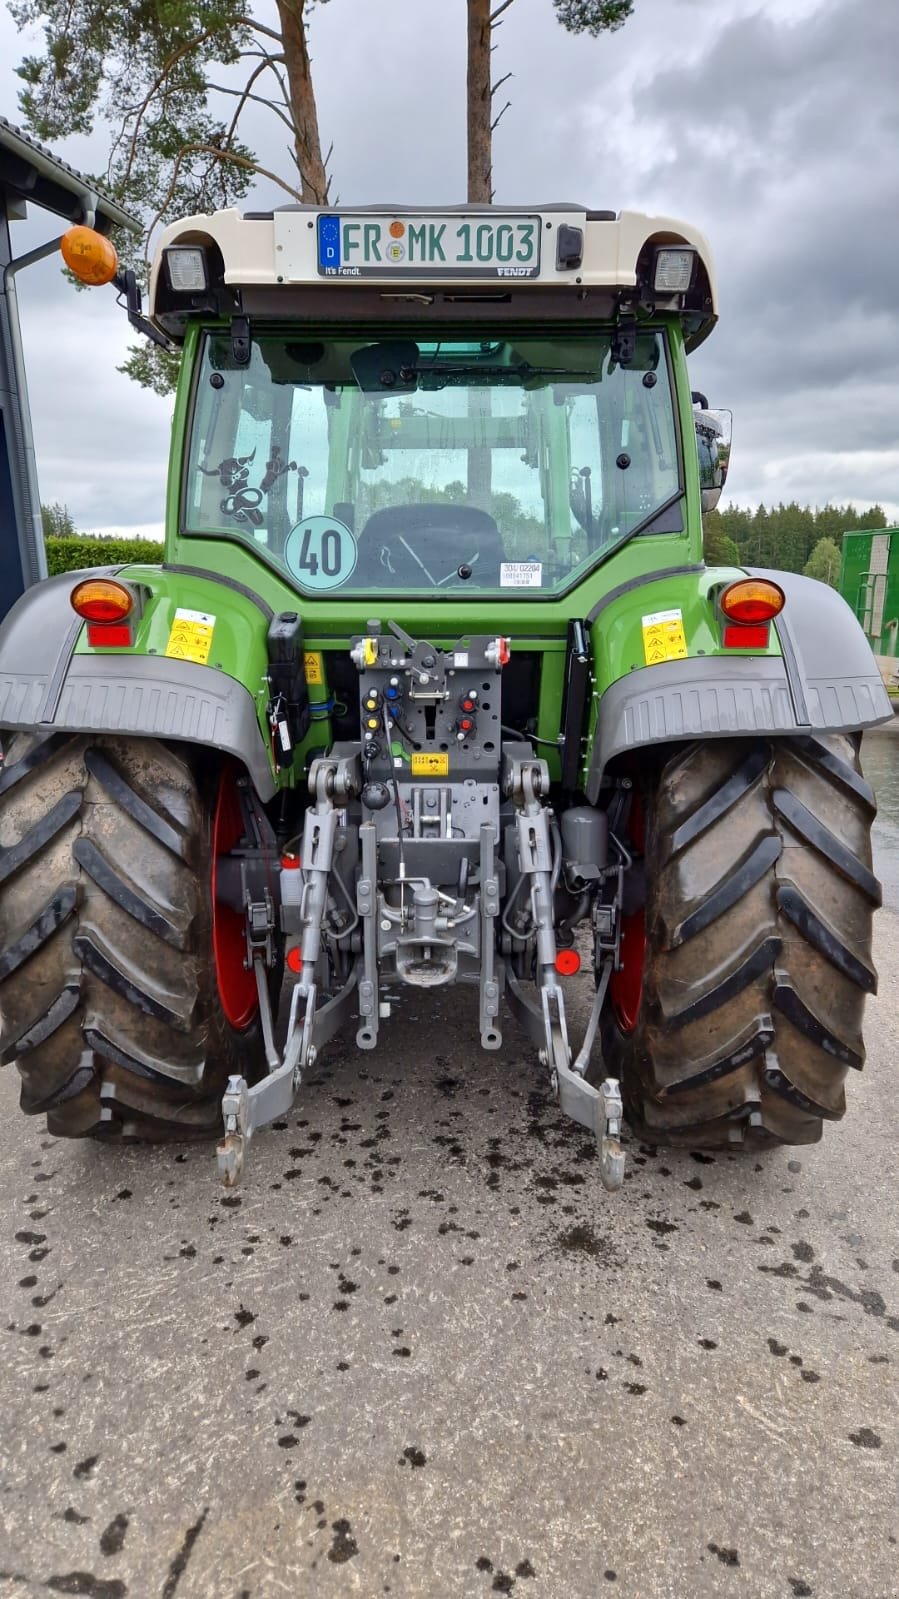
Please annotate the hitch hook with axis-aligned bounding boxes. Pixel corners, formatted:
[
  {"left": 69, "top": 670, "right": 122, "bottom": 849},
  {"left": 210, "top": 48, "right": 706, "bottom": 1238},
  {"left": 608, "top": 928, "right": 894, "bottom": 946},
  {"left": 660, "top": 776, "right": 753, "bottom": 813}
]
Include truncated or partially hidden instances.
[
  {"left": 598, "top": 1078, "right": 625, "bottom": 1193},
  {"left": 216, "top": 1074, "right": 249, "bottom": 1188}
]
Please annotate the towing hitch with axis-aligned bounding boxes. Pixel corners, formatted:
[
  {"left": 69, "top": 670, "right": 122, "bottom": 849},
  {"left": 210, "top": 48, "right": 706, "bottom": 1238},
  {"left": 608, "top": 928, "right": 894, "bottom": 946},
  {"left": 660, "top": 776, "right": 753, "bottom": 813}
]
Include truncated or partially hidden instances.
[{"left": 217, "top": 666, "right": 627, "bottom": 1192}]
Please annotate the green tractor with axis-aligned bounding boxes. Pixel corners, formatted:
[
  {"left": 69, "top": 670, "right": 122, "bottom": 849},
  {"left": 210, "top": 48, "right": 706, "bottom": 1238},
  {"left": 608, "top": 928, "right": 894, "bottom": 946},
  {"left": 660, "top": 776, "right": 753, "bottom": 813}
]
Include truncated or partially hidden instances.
[{"left": 0, "top": 204, "right": 889, "bottom": 1187}]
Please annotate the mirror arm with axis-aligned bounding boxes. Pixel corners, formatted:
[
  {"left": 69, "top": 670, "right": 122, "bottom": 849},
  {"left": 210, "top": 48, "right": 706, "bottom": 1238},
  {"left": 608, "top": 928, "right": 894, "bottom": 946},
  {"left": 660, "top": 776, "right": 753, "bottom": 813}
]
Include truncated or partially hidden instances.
[{"left": 113, "top": 268, "right": 174, "bottom": 352}]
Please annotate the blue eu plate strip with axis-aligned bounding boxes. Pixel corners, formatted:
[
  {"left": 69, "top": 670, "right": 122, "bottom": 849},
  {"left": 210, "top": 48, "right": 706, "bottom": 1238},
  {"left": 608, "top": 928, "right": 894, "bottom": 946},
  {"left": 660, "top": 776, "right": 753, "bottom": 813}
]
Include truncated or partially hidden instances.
[{"left": 318, "top": 216, "right": 341, "bottom": 272}]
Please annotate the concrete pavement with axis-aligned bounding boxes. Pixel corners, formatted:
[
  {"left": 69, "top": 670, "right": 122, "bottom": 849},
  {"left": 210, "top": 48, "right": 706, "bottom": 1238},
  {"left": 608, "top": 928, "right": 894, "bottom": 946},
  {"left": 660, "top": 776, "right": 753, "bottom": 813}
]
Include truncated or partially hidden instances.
[{"left": 1, "top": 908, "right": 897, "bottom": 1599}]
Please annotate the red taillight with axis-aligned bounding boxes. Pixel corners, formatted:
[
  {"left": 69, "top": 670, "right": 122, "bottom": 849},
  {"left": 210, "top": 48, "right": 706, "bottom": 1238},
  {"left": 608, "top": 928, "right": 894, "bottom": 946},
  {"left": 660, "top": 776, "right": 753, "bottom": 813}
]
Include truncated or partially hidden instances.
[
  {"left": 555, "top": 948, "right": 581, "bottom": 976},
  {"left": 87, "top": 622, "right": 132, "bottom": 648},
  {"left": 719, "top": 579, "right": 785, "bottom": 624},
  {"left": 286, "top": 946, "right": 303, "bottom": 974},
  {"left": 723, "top": 623, "right": 770, "bottom": 650},
  {"left": 71, "top": 578, "right": 134, "bottom": 623}
]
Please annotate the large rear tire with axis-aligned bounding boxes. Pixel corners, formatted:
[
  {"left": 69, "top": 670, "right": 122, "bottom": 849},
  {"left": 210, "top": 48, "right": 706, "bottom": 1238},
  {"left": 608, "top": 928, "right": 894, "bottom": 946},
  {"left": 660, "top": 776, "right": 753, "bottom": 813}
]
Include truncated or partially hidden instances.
[
  {"left": 0, "top": 733, "right": 272, "bottom": 1139},
  {"left": 603, "top": 734, "right": 880, "bottom": 1149}
]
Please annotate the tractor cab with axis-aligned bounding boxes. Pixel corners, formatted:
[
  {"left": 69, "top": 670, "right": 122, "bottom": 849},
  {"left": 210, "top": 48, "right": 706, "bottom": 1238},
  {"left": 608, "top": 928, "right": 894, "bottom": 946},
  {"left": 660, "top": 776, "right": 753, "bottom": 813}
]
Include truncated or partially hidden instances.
[{"left": 153, "top": 206, "right": 716, "bottom": 618}]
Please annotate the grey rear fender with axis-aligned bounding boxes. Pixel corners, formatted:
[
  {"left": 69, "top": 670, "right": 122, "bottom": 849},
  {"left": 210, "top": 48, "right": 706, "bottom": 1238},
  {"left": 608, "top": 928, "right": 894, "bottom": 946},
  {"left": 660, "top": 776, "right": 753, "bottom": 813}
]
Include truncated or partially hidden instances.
[
  {"left": 0, "top": 569, "right": 276, "bottom": 800},
  {"left": 587, "top": 568, "right": 891, "bottom": 801}
]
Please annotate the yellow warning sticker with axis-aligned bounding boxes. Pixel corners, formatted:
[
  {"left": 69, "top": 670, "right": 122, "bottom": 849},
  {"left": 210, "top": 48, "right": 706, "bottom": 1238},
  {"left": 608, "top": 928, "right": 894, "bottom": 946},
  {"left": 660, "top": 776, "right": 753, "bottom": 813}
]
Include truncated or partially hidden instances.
[
  {"left": 304, "top": 651, "right": 324, "bottom": 686},
  {"left": 164, "top": 607, "right": 215, "bottom": 665},
  {"left": 641, "top": 608, "right": 688, "bottom": 666},
  {"left": 411, "top": 752, "right": 449, "bottom": 778}
]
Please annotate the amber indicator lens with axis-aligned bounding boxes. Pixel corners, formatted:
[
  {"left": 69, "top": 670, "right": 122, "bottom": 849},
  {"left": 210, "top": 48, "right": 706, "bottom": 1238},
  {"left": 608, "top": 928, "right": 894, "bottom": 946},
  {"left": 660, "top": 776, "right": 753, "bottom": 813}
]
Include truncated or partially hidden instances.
[
  {"left": 719, "top": 579, "right": 785, "bottom": 624},
  {"left": 60, "top": 226, "right": 119, "bottom": 286},
  {"left": 70, "top": 579, "right": 134, "bottom": 623}
]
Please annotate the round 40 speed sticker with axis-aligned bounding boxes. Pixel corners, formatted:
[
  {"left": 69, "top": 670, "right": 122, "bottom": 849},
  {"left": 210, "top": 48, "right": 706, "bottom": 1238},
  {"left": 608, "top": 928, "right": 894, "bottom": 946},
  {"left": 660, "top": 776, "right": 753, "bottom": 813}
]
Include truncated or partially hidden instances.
[{"left": 284, "top": 515, "right": 357, "bottom": 591}]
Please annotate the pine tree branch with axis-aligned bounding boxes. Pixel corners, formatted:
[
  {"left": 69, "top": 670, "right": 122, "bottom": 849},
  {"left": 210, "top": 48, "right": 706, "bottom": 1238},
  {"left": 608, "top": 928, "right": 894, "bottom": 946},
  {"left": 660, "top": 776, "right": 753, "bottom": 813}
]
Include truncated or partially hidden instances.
[
  {"left": 261, "top": 56, "right": 295, "bottom": 123},
  {"left": 235, "top": 52, "right": 299, "bottom": 170},
  {"left": 235, "top": 48, "right": 293, "bottom": 113},
  {"left": 490, "top": 70, "right": 513, "bottom": 97},
  {"left": 231, "top": 14, "right": 285, "bottom": 45},
  {"left": 119, "top": 28, "right": 222, "bottom": 192},
  {"left": 490, "top": 100, "right": 511, "bottom": 132},
  {"left": 490, "top": 0, "right": 518, "bottom": 24},
  {"left": 208, "top": 81, "right": 296, "bottom": 138},
  {"left": 223, "top": 58, "right": 275, "bottom": 148}
]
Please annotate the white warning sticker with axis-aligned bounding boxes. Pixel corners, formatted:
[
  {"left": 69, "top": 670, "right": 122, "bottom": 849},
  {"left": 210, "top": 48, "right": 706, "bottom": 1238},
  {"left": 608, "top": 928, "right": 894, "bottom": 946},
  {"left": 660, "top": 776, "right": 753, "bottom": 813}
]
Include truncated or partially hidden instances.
[
  {"left": 164, "top": 607, "right": 216, "bottom": 665},
  {"left": 641, "top": 608, "right": 688, "bottom": 665},
  {"left": 500, "top": 562, "right": 542, "bottom": 588}
]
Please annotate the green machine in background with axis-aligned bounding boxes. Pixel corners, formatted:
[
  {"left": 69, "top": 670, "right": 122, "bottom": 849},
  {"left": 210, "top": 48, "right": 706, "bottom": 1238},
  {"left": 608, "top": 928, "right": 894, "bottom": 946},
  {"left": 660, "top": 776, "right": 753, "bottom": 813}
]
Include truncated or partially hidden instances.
[
  {"left": 840, "top": 526, "right": 899, "bottom": 657},
  {"left": 0, "top": 202, "right": 891, "bottom": 1188}
]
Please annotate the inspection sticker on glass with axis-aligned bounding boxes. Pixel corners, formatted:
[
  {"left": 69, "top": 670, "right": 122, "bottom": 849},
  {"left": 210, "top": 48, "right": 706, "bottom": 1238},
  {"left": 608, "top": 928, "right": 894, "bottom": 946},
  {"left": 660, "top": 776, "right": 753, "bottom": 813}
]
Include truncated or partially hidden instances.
[
  {"left": 164, "top": 608, "right": 216, "bottom": 665},
  {"left": 500, "top": 562, "right": 542, "bottom": 588},
  {"left": 641, "top": 608, "right": 688, "bottom": 665}
]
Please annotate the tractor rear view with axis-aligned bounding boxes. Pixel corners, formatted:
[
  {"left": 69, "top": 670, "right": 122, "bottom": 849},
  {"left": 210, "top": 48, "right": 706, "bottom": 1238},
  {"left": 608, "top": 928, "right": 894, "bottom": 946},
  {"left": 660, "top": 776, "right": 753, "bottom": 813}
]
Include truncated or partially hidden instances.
[{"left": 0, "top": 203, "right": 890, "bottom": 1187}]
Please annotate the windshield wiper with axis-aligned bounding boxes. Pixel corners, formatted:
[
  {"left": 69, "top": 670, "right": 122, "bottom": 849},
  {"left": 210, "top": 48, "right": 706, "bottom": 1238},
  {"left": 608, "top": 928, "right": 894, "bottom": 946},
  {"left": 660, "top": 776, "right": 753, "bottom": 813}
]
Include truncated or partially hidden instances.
[{"left": 417, "top": 363, "right": 595, "bottom": 381}]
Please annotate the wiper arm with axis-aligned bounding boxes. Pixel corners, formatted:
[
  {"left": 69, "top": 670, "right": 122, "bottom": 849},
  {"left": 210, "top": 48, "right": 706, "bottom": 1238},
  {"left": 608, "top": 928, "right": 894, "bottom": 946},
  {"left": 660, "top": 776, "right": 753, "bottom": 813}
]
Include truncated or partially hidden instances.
[
  {"left": 397, "top": 536, "right": 437, "bottom": 586},
  {"left": 417, "top": 363, "right": 599, "bottom": 383}
]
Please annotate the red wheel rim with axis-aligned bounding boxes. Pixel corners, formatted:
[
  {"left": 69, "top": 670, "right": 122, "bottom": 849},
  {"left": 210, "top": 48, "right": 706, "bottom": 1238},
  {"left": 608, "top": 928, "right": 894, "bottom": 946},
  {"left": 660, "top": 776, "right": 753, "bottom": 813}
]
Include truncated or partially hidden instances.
[
  {"left": 212, "top": 765, "right": 259, "bottom": 1030},
  {"left": 610, "top": 789, "right": 646, "bottom": 1035}
]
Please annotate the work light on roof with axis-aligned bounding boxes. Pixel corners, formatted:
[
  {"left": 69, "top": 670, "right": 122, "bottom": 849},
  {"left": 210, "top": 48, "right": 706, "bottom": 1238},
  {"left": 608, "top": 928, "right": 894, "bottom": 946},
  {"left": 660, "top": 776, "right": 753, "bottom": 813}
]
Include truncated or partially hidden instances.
[
  {"left": 164, "top": 246, "right": 208, "bottom": 293},
  {"left": 653, "top": 246, "right": 696, "bottom": 294}
]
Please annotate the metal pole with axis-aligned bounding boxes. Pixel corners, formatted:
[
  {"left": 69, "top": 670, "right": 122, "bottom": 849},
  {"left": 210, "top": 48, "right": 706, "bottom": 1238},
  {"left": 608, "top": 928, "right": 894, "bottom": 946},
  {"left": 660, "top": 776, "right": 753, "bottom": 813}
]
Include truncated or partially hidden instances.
[
  {"left": 0, "top": 234, "right": 67, "bottom": 590},
  {"left": 0, "top": 204, "right": 42, "bottom": 607},
  {"left": 0, "top": 195, "right": 97, "bottom": 606}
]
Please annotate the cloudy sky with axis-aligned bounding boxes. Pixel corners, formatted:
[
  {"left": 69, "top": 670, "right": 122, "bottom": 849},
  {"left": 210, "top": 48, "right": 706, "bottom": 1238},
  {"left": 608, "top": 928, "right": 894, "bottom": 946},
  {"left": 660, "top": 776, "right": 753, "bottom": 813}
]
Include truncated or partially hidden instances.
[{"left": 1, "top": 0, "right": 896, "bottom": 537}]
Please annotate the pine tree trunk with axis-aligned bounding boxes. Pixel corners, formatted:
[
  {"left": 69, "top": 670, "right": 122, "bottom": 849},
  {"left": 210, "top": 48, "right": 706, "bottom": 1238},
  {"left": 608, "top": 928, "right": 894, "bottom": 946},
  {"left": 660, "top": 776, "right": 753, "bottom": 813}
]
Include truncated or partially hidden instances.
[
  {"left": 467, "top": 0, "right": 493, "bottom": 203},
  {"left": 276, "top": 0, "right": 330, "bottom": 204}
]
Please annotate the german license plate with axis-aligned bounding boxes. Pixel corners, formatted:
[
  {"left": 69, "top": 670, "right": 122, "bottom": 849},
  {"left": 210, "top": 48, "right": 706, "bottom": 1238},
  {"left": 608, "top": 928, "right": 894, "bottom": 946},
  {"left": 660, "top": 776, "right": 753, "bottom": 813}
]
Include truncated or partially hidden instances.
[{"left": 317, "top": 214, "right": 541, "bottom": 279}]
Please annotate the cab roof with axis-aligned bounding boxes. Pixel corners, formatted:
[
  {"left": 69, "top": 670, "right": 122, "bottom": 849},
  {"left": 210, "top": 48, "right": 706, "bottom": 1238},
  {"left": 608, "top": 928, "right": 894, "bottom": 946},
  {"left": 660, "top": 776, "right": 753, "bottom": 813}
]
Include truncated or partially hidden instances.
[{"left": 150, "top": 203, "right": 717, "bottom": 350}]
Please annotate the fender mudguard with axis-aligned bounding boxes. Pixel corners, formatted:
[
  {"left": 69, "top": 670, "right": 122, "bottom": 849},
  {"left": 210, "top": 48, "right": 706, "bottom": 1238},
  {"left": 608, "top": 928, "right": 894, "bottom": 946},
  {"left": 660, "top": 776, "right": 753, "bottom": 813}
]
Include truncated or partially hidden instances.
[
  {"left": 586, "top": 568, "right": 891, "bottom": 801},
  {"left": 0, "top": 569, "right": 277, "bottom": 800}
]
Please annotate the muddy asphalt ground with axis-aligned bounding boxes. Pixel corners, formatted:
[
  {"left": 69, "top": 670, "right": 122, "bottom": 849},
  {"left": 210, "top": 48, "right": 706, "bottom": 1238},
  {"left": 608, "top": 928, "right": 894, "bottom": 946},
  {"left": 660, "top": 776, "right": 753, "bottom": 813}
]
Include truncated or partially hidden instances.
[{"left": 2, "top": 737, "right": 898, "bottom": 1599}]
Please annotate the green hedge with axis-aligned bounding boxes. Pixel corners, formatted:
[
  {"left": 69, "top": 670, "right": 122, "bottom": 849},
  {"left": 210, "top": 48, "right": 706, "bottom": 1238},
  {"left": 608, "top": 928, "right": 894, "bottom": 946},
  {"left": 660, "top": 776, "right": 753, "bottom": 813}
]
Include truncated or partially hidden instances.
[{"left": 46, "top": 536, "right": 165, "bottom": 575}]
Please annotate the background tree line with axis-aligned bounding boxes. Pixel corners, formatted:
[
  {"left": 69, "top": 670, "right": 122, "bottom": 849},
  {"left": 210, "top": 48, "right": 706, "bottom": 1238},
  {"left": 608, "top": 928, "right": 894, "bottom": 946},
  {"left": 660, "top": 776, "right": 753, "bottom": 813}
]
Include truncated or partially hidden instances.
[{"left": 703, "top": 501, "right": 890, "bottom": 588}]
